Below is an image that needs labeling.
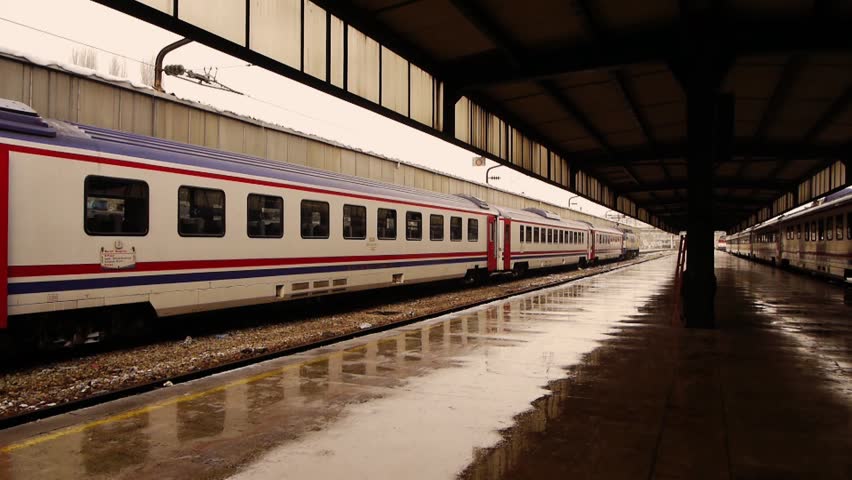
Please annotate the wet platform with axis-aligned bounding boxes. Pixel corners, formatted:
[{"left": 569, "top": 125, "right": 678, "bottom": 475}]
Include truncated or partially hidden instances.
[{"left": 0, "top": 253, "right": 849, "bottom": 479}]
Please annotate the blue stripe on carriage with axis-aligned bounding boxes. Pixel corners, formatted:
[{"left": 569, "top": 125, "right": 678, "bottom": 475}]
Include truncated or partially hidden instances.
[{"left": 8, "top": 256, "right": 488, "bottom": 295}]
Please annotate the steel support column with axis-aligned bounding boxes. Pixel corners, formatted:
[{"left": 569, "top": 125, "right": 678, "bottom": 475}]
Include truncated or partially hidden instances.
[
  {"left": 684, "top": 84, "right": 718, "bottom": 328},
  {"left": 673, "top": 4, "right": 733, "bottom": 329}
]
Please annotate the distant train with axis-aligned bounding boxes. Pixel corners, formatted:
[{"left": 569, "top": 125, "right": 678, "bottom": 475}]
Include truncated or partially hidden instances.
[
  {"left": 0, "top": 98, "right": 638, "bottom": 345},
  {"left": 727, "top": 188, "right": 852, "bottom": 282},
  {"left": 716, "top": 235, "right": 727, "bottom": 252}
]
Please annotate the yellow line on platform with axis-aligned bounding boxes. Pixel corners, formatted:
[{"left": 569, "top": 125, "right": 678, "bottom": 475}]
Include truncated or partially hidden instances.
[{"left": 0, "top": 355, "right": 328, "bottom": 453}]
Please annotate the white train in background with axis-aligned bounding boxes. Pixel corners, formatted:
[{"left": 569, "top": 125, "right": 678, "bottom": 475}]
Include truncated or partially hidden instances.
[
  {"left": 0, "top": 98, "right": 635, "bottom": 345},
  {"left": 727, "top": 187, "right": 852, "bottom": 282}
]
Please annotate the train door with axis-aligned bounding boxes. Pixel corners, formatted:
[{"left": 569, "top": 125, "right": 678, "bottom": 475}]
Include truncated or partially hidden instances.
[
  {"left": 502, "top": 219, "right": 512, "bottom": 271},
  {"left": 590, "top": 231, "right": 597, "bottom": 261},
  {"left": 775, "top": 229, "right": 782, "bottom": 262},
  {"left": 487, "top": 216, "right": 498, "bottom": 272}
]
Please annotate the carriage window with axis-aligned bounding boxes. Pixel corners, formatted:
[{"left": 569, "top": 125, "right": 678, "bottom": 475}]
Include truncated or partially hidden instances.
[
  {"left": 533, "top": 227, "right": 539, "bottom": 243},
  {"left": 826, "top": 217, "right": 833, "bottom": 241},
  {"left": 85, "top": 176, "right": 148, "bottom": 235},
  {"left": 837, "top": 214, "right": 843, "bottom": 240},
  {"left": 406, "top": 211, "right": 422, "bottom": 240},
  {"left": 178, "top": 186, "right": 225, "bottom": 237},
  {"left": 818, "top": 220, "right": 824, "bottom": 241},
  {"left": 797, "top": 224, "right": 801, "bottom": 239},
  {"left": 546, "top": 229, "right": 552, "bottom": 244},
  {"left": 804, "top": 223, "right": 809, "bottom": 242},
  {"left": 559, "top": 230, "right": 564, "bottom": 244},
  {"left": 343, "top": 204, "right": 367, "bottom": 239},
  {"left": 526, "top": 226, "right": 532, "bottom": 243},
  {"left": 377, "top": 208, "right": 397, "bottom": 240},
  {"left": 300, "top": 200, "right": 330, "bottom": 238},
  {"left": 811, "top": 221, "right": 816, "bottom": 241},
  {"left": 450, "top": 216, "right": 462, "bottom": 241},
  {"left": 519, "top": 224, "right": 525, "bottom": 242},
  {"left": 430, "top": 214, "right": 444, "bottom": 241},
  {"left": 848, "top": 213, "right": 852, "bottom": 240},
  {"left": 468, "top": 219, "right": 479, "bottom": 242},
  {"left": 247, "top": 194, "right": 283, "bottom": 238}
]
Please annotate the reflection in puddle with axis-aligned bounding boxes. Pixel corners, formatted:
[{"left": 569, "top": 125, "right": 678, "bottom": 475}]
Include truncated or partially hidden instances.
[{"left": 3, "top": 258, "right": 679, "bottom": 480}]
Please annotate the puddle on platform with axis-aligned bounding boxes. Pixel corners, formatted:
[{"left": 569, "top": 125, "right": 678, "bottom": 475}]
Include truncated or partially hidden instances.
[{"left": 0, "top": 258, "right": 676, "bottom": 480}]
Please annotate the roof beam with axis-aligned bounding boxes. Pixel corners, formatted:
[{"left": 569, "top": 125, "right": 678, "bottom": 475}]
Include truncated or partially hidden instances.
[
  {"left": 445, "top": 0, "right": 667, "bottom": 221},
  {"left": 448, "top": 0, "right": 614, "bottom": 155},
  {"left": 449, "top": 19, "right": 852, "bottom": 90},
  {"left": 802, "top": 84, "right": 852, "bottom": 143},
  {"left": 618, "top": 178, "right": 795, "bottom": 193},
  {"left": 737, "top": 55, "right": 806, "bottom": 192},
  {"left": 754, "top": 55, "right": 805, "bottom": 142},
  {"left": 572, "top": 142, "right": 848, "bottom": 168},
  {"left": 573, "top": 0, "right": 679, "bottom": 213}
]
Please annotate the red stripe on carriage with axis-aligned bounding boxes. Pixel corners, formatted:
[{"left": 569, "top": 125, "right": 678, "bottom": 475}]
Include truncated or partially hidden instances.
[{"left": 9, "top": 251, "right": 488, "bottom": 278}]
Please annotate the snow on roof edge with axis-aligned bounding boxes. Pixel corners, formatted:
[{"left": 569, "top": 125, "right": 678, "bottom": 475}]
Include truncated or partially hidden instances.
[{"left": 0, "top": 47, "right": 634, "bottom": 230}]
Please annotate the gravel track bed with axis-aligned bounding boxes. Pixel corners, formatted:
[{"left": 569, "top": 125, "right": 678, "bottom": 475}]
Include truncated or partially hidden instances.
[{"left": 0, "top": 253, "right": 670, "bottom": 419}]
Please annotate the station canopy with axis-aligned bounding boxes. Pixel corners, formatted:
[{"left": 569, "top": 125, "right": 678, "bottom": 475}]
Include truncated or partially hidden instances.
[{"left": 102, "top": 1, "right": 852, "bottom": 232}]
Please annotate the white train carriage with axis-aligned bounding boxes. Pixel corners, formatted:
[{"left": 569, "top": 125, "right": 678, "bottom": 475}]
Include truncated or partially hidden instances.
[
  {"left": 499, "top": 207, "right": 591, "bottom": 274},
  {"left": 0, "top": 98, "right": 635, "bottom": 340},
  {"left": 726, "top": 188, "right": 851, "bottom": 282},
  {"left": 751, "top": 217, "right": 783, "bottom": 264},
  {"left": 590, "top": 225, "right": 624, "bottom": 262},
  {"left": 727, "top": 229, "right": 752, "bottom": 257},
  {"left": 777, "top": 189, "right": 852, "bottom": 280},
  {"left": 0, "top": 100, "right": 505, "bottom": 328}
]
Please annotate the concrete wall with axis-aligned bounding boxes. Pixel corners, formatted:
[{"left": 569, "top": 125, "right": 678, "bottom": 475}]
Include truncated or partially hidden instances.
[{"left": 0, "top": 54, "right": 622, "bottom": 229}]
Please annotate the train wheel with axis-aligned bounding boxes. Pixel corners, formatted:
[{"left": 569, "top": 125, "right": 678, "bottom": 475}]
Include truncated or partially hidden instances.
[{"left": 463, "top": 269, "right": 480, "bottom": 286}]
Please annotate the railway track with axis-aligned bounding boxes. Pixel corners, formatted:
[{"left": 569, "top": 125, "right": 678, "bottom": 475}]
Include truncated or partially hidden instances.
[{"left": 0, "top": 252, "right": 672, "bottom": 430}]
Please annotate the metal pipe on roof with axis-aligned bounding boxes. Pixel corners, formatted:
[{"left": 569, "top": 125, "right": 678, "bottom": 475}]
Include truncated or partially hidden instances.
[{"left": 154, "top": 38, "right": 193, "bottom": 92}]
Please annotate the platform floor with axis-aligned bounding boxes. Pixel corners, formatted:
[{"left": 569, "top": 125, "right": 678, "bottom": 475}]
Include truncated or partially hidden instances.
[{"left": 0, "top": 253, "right": 849, "bottom": 479}]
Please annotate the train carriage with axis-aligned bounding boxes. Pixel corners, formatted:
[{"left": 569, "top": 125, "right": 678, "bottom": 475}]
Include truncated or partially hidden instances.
[
  {"left": 590, "top": 226, "right": 624, "bottom": 263},
  {"left": 499, "top": 207, "right": 591, "bottom": 274},
  {"left": 751, "top": 217, "right": 783, "bottom": 264},
  {"left": 727, "top": 229, "right": 752, "bottom": 258},
  {"left": 777, "top": 190, "right": 852, "bottom": 280},
  {"left": 725, "top": 188, "right": 852, "bottom": 282},
  {"left": 0, "top": 98, "right": 634, "bottom": 343},
  {"left": 0, "top": 100, "right": 500, "bottom": 326}
]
